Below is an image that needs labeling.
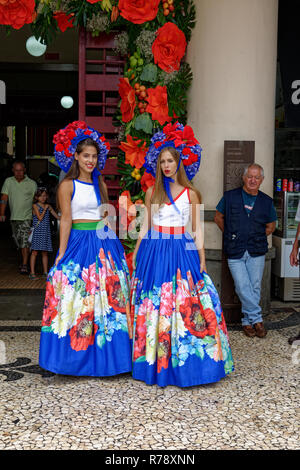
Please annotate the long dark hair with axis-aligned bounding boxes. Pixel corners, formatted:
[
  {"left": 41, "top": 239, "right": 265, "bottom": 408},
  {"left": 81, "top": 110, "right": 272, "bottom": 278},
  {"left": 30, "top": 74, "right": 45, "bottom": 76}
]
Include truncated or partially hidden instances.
[
  {"left": 62, "top": 138, "right": 109, "bottom": 204},
  {"left": 33, "top": 188, "right": 48, "bottom": 204}
]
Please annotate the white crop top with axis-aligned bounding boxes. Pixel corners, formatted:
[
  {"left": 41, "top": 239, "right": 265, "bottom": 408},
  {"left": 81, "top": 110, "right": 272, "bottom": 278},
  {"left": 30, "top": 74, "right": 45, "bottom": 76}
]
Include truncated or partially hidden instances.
[
  {"left": 71, "top": 180, "right": 101, "bottom": 220},
  {"left": 152, "top": 187, "right": 191, "bottom": 227}
]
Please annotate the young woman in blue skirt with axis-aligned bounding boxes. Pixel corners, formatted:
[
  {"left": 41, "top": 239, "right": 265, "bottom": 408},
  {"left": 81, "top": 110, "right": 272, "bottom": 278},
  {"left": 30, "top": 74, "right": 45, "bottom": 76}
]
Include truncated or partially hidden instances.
[
  {"left": 130, "top": 122, "right": 234, "bottom": 387},
  {"left": 39, "top": 121, "right": 132, "bottom": 376}
]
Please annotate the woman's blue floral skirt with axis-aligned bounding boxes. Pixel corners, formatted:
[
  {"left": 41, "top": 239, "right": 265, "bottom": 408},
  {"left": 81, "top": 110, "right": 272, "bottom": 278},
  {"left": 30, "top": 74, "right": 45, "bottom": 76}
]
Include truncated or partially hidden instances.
[
  {"left": 130, "top": 229, "right": 234, "bottom": 387},
  {"left": 39, "top": 222, "right": 132, "bottom": 377}
]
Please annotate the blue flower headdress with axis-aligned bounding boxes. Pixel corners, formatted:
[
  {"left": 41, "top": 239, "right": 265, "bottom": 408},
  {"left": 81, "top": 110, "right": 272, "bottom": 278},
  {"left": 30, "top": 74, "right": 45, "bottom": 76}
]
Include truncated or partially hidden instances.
[
  {"left": 53, "top": 121, "right": 110, "bottom": 205},
  {"left": 144, "top": 122, "right": 202, "bottom": 210}
]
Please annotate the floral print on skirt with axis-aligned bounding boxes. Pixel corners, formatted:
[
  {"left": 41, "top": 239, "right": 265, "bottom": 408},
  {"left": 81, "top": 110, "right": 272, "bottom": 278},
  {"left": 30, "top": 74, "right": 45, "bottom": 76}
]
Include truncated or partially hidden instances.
[
  {"left": 39, "top": 224, "right": 132, "bottom": 376},
  {"left": 130, "top": 229, "right": 234, "bottom": 387}
]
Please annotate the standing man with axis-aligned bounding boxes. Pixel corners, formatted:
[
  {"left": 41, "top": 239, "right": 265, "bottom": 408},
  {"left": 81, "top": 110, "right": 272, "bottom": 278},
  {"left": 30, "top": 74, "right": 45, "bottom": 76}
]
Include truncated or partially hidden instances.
[
  {"left": 0, "top": 161, "right": 37, "bottom": 274},
  {"left": 288, "top": 199, "right": 300, "bottom": 344},
  {"left": 214, "top": 163, "right": 277, "bottom": 338}
]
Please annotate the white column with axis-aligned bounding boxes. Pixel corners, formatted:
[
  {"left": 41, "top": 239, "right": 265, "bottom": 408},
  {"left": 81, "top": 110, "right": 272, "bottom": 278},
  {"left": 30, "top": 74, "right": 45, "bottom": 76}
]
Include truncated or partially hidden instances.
[{"left": 187, "top": 0, "right": 278, "bottom": 248}]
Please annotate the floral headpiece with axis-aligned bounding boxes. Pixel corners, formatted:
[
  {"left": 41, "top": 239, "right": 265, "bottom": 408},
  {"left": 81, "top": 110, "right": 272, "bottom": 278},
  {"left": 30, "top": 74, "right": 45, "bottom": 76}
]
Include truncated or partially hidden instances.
[
  {"left": 53, "top": 120, "right": 110, "bottom": 173},
  {"left": 144, "top": 122, "right": 202, "bottom": 181}
]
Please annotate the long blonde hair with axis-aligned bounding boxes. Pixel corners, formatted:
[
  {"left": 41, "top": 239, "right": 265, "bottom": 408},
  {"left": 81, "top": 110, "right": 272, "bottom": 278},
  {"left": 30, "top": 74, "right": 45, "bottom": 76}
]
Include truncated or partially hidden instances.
[
  {"left": 57, "top": 138, "right": 109, "bottom": 208},
  {"left": 151, "top": 147, "right": 202, "bottom": 207}
]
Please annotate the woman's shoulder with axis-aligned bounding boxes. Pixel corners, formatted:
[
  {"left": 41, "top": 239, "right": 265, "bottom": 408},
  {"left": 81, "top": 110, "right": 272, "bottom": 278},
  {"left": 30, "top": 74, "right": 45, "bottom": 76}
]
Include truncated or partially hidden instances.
[
  {"left": 59, "top": 178, "right": 73, "bottom": 192},
  {"left": 186, "top": 187, "right": 200, "bottom": 203}
]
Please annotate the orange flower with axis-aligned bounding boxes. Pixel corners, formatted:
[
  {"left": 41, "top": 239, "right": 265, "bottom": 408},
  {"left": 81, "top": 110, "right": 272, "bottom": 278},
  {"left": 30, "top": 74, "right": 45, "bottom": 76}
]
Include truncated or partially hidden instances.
[
  {"left": 152, "top": 22, "right": 187, "bottom": 73},
  {"left": 146, "top": 85, "right": 172, "bottom": 126},
  {"left": 53, "top": 11, "right": 74, "bottom": 32},
  {"left": 140, "top": 171, "right": 155, "bottom": 193},
  {"left": 119, "top": 135, "right": 148, "bottom": 169},
  {"left": 0, "top": 0, "right": 36, "bottom": 29},
  {"left": 111, "top": 5, "right": 119, "bottom": 22},
  {"left": 119, "top": 0, "right": 160, "bottom": 24},
  {"left": 118, "top": 78, "right": 136, "bottom": 123}
]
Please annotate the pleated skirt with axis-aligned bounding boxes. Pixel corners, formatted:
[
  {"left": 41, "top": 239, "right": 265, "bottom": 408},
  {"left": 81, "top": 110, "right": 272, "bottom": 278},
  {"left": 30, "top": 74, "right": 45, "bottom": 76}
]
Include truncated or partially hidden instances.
[
  {"left": 39, "top": 222, "right": 132, "bottom": 376},
  {"left": 130, "top": 228, "right": 234, "bottom": 387}
]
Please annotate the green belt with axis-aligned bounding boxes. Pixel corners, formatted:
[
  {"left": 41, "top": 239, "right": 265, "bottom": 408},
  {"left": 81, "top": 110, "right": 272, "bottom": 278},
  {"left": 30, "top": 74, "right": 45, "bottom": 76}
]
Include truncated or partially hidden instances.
[{"left": 72, "top": 221, "right": 105, "bottom": 230}]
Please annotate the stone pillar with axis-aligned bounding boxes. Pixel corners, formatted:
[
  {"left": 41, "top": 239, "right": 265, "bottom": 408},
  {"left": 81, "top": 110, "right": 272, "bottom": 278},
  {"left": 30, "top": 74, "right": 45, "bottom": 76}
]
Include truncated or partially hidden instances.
[
  {"left": 187, "top": 0, "right": 278, "bottom": 313},
  {"left": 187, "top": 0, "right": 279, "bottom": 248}
]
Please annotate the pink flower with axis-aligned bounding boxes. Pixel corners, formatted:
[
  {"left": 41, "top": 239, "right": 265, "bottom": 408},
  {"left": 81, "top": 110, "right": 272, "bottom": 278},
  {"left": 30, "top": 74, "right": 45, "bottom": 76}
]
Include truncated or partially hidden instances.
[
  {"left": 82, "top": 263, "right": 98, "bottom": 295},
  {"left": 52, "top": 270, "right": 69, "bottom": 294},
  {"left": 160, "top": 282, "right": 173, "bottom": 317}
]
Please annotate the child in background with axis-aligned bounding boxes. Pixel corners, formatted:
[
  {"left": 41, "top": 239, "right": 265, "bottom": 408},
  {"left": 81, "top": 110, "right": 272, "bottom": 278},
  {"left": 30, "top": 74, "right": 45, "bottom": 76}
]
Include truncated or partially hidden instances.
[{"left": 29, "top": 188, "right": 60, "bottom": 280}]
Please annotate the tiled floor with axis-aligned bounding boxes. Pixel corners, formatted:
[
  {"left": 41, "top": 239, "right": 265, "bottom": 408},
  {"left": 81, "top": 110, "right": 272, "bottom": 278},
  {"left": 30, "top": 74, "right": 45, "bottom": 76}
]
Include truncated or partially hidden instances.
[
  {"left": 0, "top": 318, "right": 299, "bottom": 450},
  {"left": 0, "top": 229, "right": 299, "bottom": 450}
]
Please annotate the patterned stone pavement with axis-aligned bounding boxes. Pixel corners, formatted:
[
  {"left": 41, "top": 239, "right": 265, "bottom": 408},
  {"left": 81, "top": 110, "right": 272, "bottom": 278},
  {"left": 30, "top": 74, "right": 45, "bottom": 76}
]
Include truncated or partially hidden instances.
[{"left": 0, "top": 312, "right": 299, "bottom": 451}]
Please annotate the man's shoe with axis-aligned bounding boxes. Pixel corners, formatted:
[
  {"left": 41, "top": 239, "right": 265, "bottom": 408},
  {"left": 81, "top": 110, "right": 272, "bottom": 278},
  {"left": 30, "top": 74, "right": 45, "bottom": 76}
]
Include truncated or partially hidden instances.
[
  {"left": 242, "top": 325, "right": 256, "bottom": 337},
  {"left": 254, "top": 322, "right": 267, "bottom": 338}
]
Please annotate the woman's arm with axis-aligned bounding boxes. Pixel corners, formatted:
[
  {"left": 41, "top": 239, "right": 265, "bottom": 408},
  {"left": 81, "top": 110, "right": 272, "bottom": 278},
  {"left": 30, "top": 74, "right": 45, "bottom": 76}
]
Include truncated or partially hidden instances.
[
  {"left": 190, "top": 189, "right": 206, "bottom": 273},
  {"left": 48, "top": 205, "right": 61, "bottom": 220},
  {"left": 55, "top": 180, "right": 73, "bottom": 266},
  {"left": 32, "top": 203, "right": 48, "bottom": 222},
  {"left": 132, "top": 186, "right": 153, "bottom": 270}
]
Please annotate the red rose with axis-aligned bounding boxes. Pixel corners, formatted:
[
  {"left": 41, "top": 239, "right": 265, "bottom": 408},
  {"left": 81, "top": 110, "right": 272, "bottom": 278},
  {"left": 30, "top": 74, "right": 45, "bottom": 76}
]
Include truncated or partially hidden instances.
[
  {"left": 172, "top": 125, "right": 199, "bottom": 147},
  {"left": 152, "top": 22, "right": 187, "bottom": 73},
  {"left": 118, "top": 78, "right": 136, "bottom": 123},
  {"left": 119, "top": 0, "right": 160, "bottom": 24},
  {"left": 53, "top": 12, "right": 74, "bottom": 32},
  {"left": 140, "top": 171, "right": 155, "bottom": 193},
  {"left": 87, "top": 0, "right": 103, "bottom": 3},
  {"left": 146, "top": 85, "right": 172, "bottom": 126},
  {"left": 0, "top": 0, "right": 36, "bottom": 30}
]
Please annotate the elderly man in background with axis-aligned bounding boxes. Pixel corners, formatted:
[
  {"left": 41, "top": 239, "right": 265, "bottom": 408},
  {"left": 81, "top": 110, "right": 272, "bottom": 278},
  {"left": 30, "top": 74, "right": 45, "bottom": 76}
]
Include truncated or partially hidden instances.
[
  {"left": 0, "top": 161, "right": 37, "bottom": 274},
  {"left": 214, "top": 163, "right": 277, "bottom": 338}
]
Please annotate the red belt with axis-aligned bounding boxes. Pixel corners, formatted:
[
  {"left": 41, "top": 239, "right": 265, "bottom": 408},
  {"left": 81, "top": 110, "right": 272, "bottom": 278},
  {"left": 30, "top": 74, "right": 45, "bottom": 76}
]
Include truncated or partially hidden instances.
[{"left": 153, "top": 225, "right": 185, "bottom": 234}]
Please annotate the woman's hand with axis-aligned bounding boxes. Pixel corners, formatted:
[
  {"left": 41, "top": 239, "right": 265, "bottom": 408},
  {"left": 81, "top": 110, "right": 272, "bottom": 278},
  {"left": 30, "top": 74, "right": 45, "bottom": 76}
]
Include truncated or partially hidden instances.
[
  {"left": 200, "top": 260, "right": 207, "bottom": 273},
  {"left": 132, "top": 249, "right": 138, "bottom": 271},
  {"left": 55, "top": 251, "right": 65, "bottom": 266}
]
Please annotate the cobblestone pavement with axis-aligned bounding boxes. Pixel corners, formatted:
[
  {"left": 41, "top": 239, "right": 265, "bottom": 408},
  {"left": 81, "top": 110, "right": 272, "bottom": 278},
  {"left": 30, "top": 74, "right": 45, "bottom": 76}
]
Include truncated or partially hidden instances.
[{"left": 0, "top": 317, "right": 299, "bottom": 451}]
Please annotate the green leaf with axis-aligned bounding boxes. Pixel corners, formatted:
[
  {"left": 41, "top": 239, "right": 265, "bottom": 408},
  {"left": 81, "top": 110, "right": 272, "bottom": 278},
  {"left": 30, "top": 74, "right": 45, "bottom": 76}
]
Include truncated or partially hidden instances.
[
  {"left": 97, "top": 334, "right": 106, "bottom": 349},
  {"left": 140, "top": 64, "right": 158, "bottom": 83},
  {"left": 195, "top": 347, "right": 205, "bottom": 359},
  {"left": 41, "top": 326, "right": 53, "bottom": 333},
  {"left": 134, "top": 113, "right": 153, "bottom": 134},
  {"left": 135, "top": 355, "right": 146, "bottom": 363}
]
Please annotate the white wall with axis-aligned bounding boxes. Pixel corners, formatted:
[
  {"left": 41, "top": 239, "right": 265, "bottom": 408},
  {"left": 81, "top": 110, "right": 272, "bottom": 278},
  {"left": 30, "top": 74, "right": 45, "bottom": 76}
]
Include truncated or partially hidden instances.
[{"left": 187, "top": 0, "right": 279, "bottom": 248}]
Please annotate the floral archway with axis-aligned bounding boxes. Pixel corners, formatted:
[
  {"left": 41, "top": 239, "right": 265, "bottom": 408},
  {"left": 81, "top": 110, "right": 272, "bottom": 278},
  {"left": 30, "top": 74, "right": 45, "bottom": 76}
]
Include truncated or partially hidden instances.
[{"left": 0, "top": 0, "right": 196, "bottom": 268}]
